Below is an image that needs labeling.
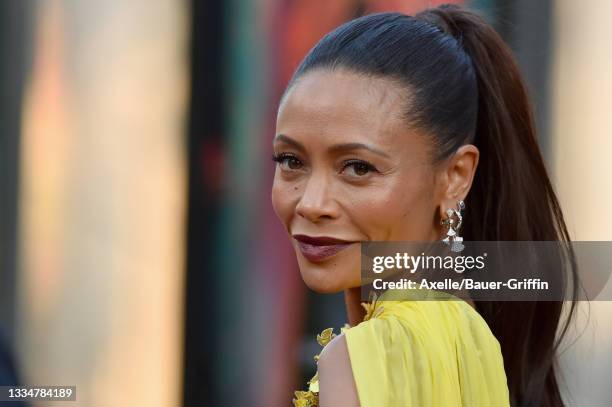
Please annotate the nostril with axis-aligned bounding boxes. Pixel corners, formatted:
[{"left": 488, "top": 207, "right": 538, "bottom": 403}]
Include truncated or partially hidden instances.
[
  {"left": 296, "top": 202, "right": 336, "bottom": 223},
  {"left": 295, "top": 177, "right": 338, "bottom": 221}
]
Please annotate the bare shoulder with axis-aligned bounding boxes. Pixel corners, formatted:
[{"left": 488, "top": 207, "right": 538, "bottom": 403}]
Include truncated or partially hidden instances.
[{"left": 317, "top": 333, "right": 360, "bottom": 407}]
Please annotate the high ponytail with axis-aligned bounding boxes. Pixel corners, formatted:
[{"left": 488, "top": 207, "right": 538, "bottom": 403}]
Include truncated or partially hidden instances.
[
  {"left": 416, "top": 5, "right": 578, "bottom": 407},
  {"left": 287, "top": 5, "right": 578, "bottom": 406}
]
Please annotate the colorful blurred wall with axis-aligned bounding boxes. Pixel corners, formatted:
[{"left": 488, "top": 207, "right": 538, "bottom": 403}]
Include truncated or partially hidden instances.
[
  {"left": 551, "top": 1, "right": 612, "bottom": 406},
  {"left": 13, "top": 0, "right": 188, "bottom": 405}
]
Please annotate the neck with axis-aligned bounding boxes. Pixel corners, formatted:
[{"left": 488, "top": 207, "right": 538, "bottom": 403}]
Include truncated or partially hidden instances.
[{"left": 344, "top": 287, "right": 366, "bottom": 326}]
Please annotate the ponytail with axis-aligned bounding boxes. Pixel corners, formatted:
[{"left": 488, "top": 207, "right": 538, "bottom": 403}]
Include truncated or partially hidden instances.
[
  {"left": 416, "top": 5, "right": 578, "bottom": 407},
  {"left": 289, "top": 5, "right": 579, "bottom": 405}
]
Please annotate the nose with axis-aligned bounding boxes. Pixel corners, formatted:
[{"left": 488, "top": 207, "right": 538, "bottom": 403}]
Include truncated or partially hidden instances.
[{"left": 295, "top": 173, "right": 340, "bottom": 223}]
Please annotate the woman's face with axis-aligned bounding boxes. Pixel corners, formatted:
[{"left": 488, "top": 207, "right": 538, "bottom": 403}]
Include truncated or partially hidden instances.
[{"left": 272, "top": 69, "right": 447, "bottom": 293}]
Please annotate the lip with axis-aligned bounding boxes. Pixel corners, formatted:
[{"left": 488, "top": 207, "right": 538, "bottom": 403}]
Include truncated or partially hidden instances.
[{"left": 292, "top": 234, "right": 355, "bottom": 262}]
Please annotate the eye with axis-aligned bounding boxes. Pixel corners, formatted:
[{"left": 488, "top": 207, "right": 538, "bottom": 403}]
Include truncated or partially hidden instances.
[
  {"left": 341, "top": 159, "right": 378, "bottom": 177},
  {"left": 272, "top": 153, "right": 303, "bottom": 171}
]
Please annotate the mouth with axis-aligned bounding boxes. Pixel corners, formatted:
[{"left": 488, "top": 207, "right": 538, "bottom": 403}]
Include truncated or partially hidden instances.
[{"left": 292, "top": 234, "right": 355, "bottom": 263}]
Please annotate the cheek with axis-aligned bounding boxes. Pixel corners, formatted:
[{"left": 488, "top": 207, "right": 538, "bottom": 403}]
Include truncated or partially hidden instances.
[
  {"left": 345, "top": 177, "right": 435, "bottom": 240},
  {"left": 271, "top": 174, "right": 296, "bottom": 227}
]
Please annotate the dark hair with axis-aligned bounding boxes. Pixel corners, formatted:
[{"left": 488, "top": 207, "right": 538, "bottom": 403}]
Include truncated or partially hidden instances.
[{"left": 284, "top": 4, "right": 578, "bottom": 407}]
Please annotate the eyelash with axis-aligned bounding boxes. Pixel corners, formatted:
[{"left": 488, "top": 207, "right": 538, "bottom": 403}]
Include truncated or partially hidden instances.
[
  {"left": 271, "top": 153, "right": 379, "bottom": 176},
  {"left": 271, "top": 153, "right": 303, "bottom": 170},
  {"left": 341, "top": 159, "right": 378, "bottom": 176}
]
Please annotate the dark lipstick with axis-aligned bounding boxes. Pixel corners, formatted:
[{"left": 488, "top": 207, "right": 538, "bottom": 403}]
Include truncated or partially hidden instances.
[{"left": 292, "top": 234, "right": 354, "bottom": 262}]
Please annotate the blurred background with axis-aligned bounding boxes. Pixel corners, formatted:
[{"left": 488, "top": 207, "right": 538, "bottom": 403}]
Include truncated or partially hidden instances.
[{"left": 0, "top": 0, "right": 610, "bottom": 406}]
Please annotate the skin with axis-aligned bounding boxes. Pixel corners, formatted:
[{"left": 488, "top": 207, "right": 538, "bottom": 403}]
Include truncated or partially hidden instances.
[{"left": 271, "top": 68, "right": 479, "bottom": 406}]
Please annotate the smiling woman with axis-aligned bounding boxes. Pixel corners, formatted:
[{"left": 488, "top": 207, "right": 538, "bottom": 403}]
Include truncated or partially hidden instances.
[
  {"left": 271, "top": 4, "right": 577, "bottom": 407},
  {"left": 272, "top": 69, "right": 460, "bottom": 293}
]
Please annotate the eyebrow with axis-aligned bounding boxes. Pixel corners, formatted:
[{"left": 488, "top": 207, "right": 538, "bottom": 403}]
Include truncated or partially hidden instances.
[{"left": 273, "top": 134, "right": 391, "bottom": 158}]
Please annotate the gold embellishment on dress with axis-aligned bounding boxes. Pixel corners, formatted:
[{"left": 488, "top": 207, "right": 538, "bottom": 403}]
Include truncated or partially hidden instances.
[
  {"left": 307, "top": 371, "right": 319, "bottom": 392},
  {"left": 293, "top": 390, "right": 318, "bottom": 407},
  {"left": 293, "top": 327, "right": 334, "bottom": 406},
  {"left": 362, "top": 291, "right": 384, "bottom": 321},
  {"left": 292, "top": 327, "right": 336, "bottom": 406},
  {"left": 316, "top": 327, "right": 336, "bottom": 346},
  {"left": 292, "top": 297, "right": 384, "bottom": 406}
]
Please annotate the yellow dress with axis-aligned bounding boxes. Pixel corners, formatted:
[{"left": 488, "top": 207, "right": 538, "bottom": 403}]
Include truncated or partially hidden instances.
[{"left": 293, "top": 289, "right": 510, "bottom": 406}]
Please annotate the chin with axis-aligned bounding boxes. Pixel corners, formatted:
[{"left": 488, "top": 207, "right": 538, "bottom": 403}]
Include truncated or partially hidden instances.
[
  {"left": 296, "top": 257, "right": 360, "bottom": 294},
  {"left": 291, "top": 241, "right": 362, "bottom": 292},
  {"left": 302, "top": 276, "right": 346, "bottom": 294}
]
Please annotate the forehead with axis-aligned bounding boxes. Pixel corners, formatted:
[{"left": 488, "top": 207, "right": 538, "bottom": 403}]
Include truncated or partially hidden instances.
[{"left": 276, "top": 69, "right": 409, "bottom": 144}]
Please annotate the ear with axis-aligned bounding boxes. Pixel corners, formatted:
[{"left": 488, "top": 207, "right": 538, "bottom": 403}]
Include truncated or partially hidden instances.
[{"left": 436, "top": 144, "right": 479, "bottom": 219}]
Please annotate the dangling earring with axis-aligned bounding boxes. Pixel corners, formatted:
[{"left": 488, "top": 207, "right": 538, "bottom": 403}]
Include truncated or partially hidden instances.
[{"left": 441, "top": 200, "right": 465, "bottom": 252}]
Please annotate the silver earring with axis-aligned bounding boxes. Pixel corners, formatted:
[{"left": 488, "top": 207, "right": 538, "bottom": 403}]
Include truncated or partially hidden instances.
[{"left": 441, "top": 200, "right": 465, "bottom": 252}]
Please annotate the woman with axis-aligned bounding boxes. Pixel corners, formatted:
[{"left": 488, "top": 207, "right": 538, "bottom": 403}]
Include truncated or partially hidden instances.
[{"left": 271, "top": 4, "right": 577, "bottom": 406}]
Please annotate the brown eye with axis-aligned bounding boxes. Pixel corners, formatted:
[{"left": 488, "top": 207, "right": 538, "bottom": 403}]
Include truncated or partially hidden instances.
[
  {"left": 352, "top": 162, "right": 371, "bottom": 175},
  {"left": 272, "top": 153, "right": 303, "bottom": 171},
  {"left": 285, "top": 156, "right": 302, "bottom": 170},
  {"left": 342, "top": 159, "right": 377, "bottom": 177}
]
